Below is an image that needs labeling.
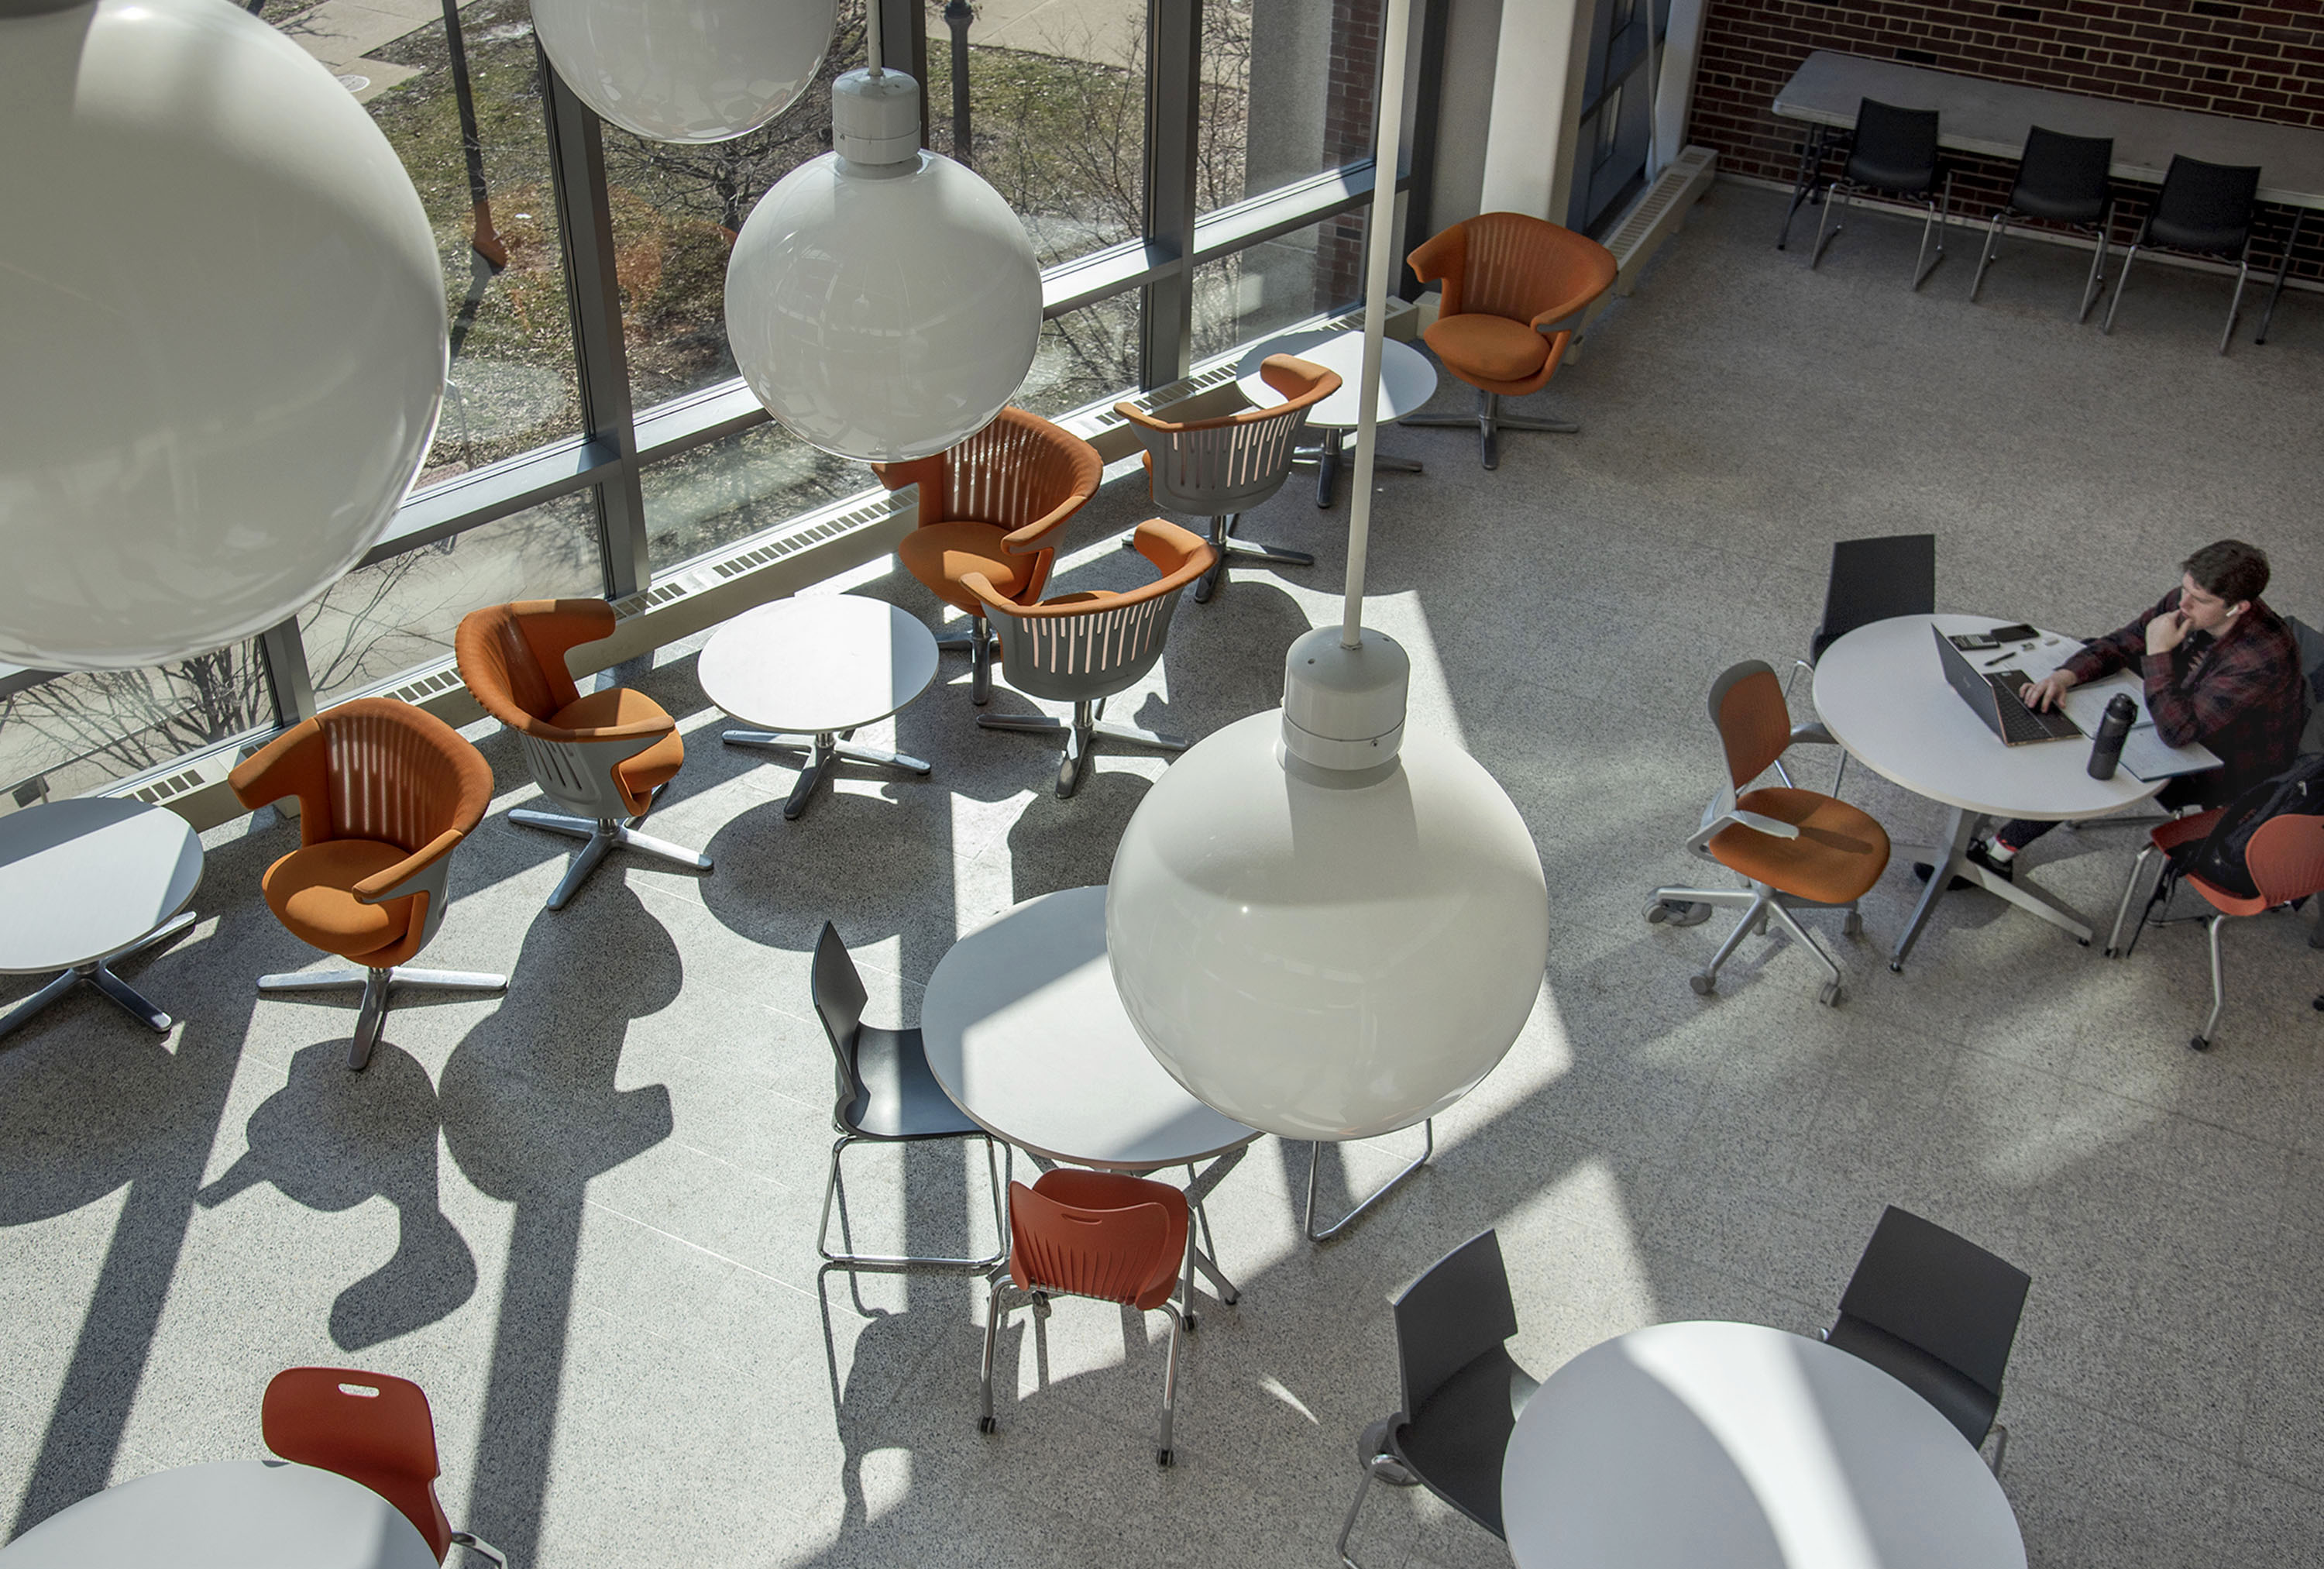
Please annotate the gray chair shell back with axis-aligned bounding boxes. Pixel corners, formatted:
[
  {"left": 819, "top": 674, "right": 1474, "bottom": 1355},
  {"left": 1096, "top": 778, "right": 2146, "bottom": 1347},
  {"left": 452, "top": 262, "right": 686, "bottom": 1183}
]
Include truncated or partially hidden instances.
[
  {"left": 1393, "top": 1230, "right": 1520, "bottom": 1423},
  {"left": 1845, "top": 98, "right": 1941, "bottom": 194},
  {"left": 1813, "top": 533, "right": 1937, "bottom": 662},
  {"left": 2147, "top": 155, "right": 2260, "bottom": 255},
  {"left": 516, "top": 728, "right": 665, "bottom": 824},
  {"left": 2010, "top": 126, "right": 2113, "bottom": 224},
  {"left": 1122, "top": 401, "right": 1316, "bottom": 518},
  {"left": 984, "top": 589, "right": 1189, "bottom": 706}
]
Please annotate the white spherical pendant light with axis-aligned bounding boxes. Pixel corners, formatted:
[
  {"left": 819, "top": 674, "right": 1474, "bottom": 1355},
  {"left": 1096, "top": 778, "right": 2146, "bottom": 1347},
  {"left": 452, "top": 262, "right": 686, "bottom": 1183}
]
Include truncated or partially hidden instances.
[
  {"left": 1, "top": 0, "right": 445, "bottom": 672},
  {"left": 1106, "top": 630, "right": 1549, "bottom": 1142},
  {"left": 534, "top": 0, "right": 836, "bottom": 144},
  {"left": 724, "top": 62, "right": 1041, "bottom": 463}
]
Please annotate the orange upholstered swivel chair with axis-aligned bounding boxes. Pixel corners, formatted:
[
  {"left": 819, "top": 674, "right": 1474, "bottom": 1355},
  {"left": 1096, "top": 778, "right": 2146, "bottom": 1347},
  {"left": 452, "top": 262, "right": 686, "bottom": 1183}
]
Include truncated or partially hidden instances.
[
  {"left": 872, "top": 407, "right": 1103, "bottom": 706},
  {"left": 1645, "top": 661, "right": 1891, "bottom": 1006},
  {"left": 1403, "top": 212, "right": 1618, "bottom": 470},
  {"left": 962, "top": 519, "right": 1218, "bottom": 798},
  {"left": 1112, "top": 354, "right": 1341, "bottom": 604},
  {"left": 980, "top": 1170, "right": 1194, "bottom": 1466},
  {"left": 262, "top": 1368, "right": 504, "bottom": 1565},
  {"left": 455, "top": 598, "right": 710, "bottom": 912},
  {"left": 230, "top": 698, "right": 505, "bottom": 1071}
]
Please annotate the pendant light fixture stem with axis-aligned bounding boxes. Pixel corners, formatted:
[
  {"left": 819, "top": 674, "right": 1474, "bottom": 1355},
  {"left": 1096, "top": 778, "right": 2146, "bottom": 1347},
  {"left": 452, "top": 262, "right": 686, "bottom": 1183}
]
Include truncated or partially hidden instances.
[
  {"left": 866, "top": 0, "right": 884, "bottom": 77},
  {"left": 1339, "top": 0, "right": 1412, "bottom": 652}
]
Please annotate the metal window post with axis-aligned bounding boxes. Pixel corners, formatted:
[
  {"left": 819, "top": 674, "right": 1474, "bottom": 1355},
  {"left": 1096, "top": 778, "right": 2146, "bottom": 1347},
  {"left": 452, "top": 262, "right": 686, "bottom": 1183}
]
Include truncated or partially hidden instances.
[
  {"left": 1399, "top": 0, "right": 1447, "bottom": 300},
  {"left": 257, "top": 618, "right": 318, "bottom": 729},
  {"left": 944, "top": 0, "right": 974, "bottom": 164},
  {"left": 538, "top": 41, "right": 650, "bottom": 602},
  {"left": 1140, "top": 0, "right": 1200, "bottom": 390}
]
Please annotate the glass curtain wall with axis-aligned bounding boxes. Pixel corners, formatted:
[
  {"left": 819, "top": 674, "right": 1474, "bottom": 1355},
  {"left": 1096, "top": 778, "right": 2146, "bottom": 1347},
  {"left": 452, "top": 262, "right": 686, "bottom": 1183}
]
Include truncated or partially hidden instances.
[{"left": 2, "top": 0, "right": 1439, "bottom": 805}]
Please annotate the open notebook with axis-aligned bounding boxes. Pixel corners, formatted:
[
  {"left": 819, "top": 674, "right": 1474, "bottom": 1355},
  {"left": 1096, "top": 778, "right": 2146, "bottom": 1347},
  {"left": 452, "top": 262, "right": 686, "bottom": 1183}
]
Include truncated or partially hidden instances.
[{"left": 2013, "top": 640, "right": 2223, "bottom": 782}]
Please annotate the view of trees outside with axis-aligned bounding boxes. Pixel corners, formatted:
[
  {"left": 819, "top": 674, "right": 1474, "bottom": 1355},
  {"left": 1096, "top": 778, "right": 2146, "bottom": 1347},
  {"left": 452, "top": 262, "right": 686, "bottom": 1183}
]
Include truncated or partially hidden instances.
[{"left": 0, "top": 0, "right": 1384, "bottom": 804}]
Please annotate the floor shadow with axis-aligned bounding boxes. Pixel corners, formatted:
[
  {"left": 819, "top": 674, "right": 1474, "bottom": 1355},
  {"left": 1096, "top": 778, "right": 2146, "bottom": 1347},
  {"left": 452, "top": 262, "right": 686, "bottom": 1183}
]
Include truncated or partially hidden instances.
[
  {"left": 435, "top": 887, "right": 682, "bottom": 1566},
  {"left": 197, "top": 1039, "right": 477, "bottom": 1351}
]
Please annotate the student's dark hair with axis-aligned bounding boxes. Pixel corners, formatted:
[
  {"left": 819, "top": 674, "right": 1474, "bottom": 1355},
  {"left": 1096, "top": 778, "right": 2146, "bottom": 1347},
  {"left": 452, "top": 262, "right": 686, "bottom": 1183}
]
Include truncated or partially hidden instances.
[{"left": 2183, "top": 539, "right": 2269, "bottom": 606}]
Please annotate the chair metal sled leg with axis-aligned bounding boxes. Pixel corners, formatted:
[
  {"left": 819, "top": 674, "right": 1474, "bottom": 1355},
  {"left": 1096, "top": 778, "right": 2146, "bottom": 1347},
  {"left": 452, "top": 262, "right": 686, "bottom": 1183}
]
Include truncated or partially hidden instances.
[
  {"left": 2219, "top": 250, "right": 2252, "bottom": 356},
  {"left": 509, "top": 790, "right": 713, "bottom": 910},
  {"left": 2078, "top": 203, "right": 2116, "bottom": 323},
  {"left": 2192, "top": 913, "right": 2228, "bottom": 1051},
  {"left": 1335, "top": 1428, "right": 1418, "bottom": 1569},
  {"left": 1910, "top": 171, "right": 1954, "bottom": 291},
  {"left": 2102, "top": 243, "right": 2140, "bottom": 334},
  {"left": 1968, "top": 211, "right": 2007, "bottom": 303},
  {"left": 258, "top": 964, "right": 508, "bottom": 1071},
  {"left": 818, "top": 1131, "right": 1010, "bottom": 1271},
  {"left": 1810, "top": 180, "right": 1851, "bottom": 268},
  {"left": 1305, "top": 1120, "right": 1432, "bottom": 1242},
  {"left": 0, "top": 909, "right": 197, "bottom": 1041},
  {"left": 2105, "top": 841, "right": 2168, "bottom": 957},
  {"left": 979, "top": 698, "right": 1188, "bottom": 800}
]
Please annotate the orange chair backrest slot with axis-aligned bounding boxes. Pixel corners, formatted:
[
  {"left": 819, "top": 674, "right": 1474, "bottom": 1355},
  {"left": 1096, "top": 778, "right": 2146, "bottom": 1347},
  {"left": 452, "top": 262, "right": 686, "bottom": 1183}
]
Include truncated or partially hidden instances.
[
  {"left": 456, "top": 598, "right": 610, "bottom": 727},
  {"left": 316, "top": 700, "right": 493, "bottom": 853},
  {"left": 262, "top": 1367, "right": 453, "bottom": 1562},
  {"left": 1007, "top": 1181, "right": 1173, "bottom": 1306},
  {"left": 875, "top": 408, "right": 1102, "bottom": 542},
  {"left": 1710, "top": 662, "right": 1793, "bottom": 790}
]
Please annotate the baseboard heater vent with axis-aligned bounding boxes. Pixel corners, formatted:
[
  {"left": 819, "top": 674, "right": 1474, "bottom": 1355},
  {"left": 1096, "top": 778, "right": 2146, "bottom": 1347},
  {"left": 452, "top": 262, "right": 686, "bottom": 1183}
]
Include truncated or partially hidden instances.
[{"left": 1576, "top": 144, "right": 1718, "bottom": 351}]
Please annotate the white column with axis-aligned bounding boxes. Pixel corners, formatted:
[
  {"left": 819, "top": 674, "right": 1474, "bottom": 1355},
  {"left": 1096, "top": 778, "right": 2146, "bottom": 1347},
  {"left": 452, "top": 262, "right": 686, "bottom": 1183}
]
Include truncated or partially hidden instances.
[{"left": 1479, "top": 0, "right": 1593, "bottom": 223}]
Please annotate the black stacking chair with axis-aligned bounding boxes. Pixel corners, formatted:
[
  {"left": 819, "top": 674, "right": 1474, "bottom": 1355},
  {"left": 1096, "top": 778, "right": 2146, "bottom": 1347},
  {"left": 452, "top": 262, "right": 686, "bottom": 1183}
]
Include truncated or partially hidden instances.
[
  {"left": 1824, "top": 1206, "right": 2030, "bottom": 1474},
  {"left": 1971, "top": 126, "right": 2117, "bottom": 320},
  {"left": 1812, "top": 98, "right": 1954, "bottom": 289},
  {"left": 2103, "top": 154, "right": 2263, "bottom": 353},
  {"left": 810, "top": 922, "right": 1008, "bottom": 1271},
  {"left": 1786, "top": 534, "right": 1937, "bottom": 792},
  {"left": 1336, "top": 1230, "right": 1538, "bottom": 1567}
]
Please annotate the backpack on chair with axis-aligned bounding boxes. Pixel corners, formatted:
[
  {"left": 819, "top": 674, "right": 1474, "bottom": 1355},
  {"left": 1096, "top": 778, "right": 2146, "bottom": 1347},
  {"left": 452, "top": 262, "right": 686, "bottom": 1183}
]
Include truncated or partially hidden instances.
[{"left": 2119, "top": 753, "right": 2324, "bottom": 959}]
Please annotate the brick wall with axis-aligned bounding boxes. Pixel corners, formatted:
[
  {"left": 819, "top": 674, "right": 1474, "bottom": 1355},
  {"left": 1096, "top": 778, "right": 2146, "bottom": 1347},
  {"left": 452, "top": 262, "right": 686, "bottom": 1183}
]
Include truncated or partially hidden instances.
[
  {"left": 1317, "top": 0, "right": 1382, "bottom": 309},
  {"left": 1688, "top": 0, "right": 2324, "bottom": 278}
]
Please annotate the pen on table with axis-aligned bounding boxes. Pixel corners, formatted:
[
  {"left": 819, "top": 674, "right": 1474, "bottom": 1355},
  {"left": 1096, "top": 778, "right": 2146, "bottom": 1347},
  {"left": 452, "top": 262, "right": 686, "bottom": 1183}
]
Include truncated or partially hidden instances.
[{"left": 1983, "top": 645, "right": 2029, "bottom": 668}]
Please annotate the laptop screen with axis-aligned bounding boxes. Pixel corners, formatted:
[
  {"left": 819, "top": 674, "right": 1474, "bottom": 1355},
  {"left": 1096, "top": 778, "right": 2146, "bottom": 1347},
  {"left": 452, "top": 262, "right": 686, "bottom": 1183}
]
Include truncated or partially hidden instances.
[{"left": 1931, "top": 626, "right": 1996, "bottom": 717}]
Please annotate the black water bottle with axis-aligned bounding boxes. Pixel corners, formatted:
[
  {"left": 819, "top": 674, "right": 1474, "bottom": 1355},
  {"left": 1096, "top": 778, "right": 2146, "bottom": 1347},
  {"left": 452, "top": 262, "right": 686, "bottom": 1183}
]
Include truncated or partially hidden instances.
[{"left": 2088, "top": 693, "right": 2137, "bottom": 779}]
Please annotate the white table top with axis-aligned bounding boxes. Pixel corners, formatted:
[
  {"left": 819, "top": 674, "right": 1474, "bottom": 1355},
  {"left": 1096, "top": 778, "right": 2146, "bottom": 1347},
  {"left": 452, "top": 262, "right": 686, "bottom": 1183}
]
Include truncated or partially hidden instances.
[
  {"left": 1235, "top": 328, "right": 1439, "bottom": 428},
  {"left": 1775, "top": 50, "right": 2324, "bottom": 210},
  {"left": 1502, "top": 1321, "right": 2027, "bottom": 1569},
  {"left": 920, "top": 886, "right": 1260, "bottom": 1170},
  {"left": 0, "top": 1460, "right": 438, "bottom": 1569},
  {"left": 0, "top": 799, "right": 201, "bottom": 974},
  {"left": 697, "top": 595, "right": 939, "bottom": 736},
  {"left": 1813, "top": 614, "right": 2165, "bottom": 823}
]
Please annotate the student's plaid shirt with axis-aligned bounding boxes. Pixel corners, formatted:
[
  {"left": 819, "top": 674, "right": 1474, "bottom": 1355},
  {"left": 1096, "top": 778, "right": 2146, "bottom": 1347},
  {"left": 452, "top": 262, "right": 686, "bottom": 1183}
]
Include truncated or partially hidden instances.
[{"left": 2064, "top": 590, "right": 2306, "bottom": 791}]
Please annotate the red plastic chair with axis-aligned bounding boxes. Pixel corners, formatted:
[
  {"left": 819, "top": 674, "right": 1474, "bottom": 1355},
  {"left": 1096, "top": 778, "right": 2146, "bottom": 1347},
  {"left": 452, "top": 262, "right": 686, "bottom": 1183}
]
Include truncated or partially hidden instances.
[
  {"left": 261, "top": 1368, "right": 506, "bottom": 1565},
  {"left": 978, "top": 1170, "right": 1192, "bottom": 1465},
  {"left": 2106, "top": 809, "right": 2324, "bottom": 1049}
]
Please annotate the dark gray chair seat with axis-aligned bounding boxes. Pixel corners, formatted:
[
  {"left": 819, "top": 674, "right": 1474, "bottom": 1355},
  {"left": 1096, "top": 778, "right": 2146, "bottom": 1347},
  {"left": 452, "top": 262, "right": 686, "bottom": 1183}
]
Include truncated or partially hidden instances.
[
  {"left": 1972, "top": 126, "right": 2117, "bottom": 319},
  {"left": 844, "top": 1023, "right": 982, "bottom": 1141},
  {"left": 1813, "top": 99, "right": 1954, "bottom": 290}
]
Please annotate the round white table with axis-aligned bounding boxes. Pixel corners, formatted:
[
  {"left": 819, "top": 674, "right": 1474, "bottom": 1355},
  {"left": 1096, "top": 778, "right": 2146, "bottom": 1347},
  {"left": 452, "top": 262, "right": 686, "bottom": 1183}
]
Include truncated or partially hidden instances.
[
  {"left": 1501, "top": 1321, "right": 2026, "bottom": 1569},
  {"left": 921, "top": 885, "right": 1259, "bottom": 1310},
  {"left": 698, "top": 595, "right": 940, "bottom": 820},
  {"left": 1236, "top": 328, "right": 1439, "bottom": 508},
  {"left": 0, "top": 1459, "right": 438, "bottom": 1568},
  {"left": 1813, "top": 612, "right": 2163, "bottom": 969},
  {"left": 0, "top": 798, "right": 202, "bottom": 1041}
]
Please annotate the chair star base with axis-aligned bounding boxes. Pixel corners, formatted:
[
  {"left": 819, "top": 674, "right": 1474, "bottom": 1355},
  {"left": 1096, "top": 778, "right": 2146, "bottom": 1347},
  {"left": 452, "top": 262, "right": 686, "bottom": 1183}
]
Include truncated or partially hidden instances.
[
  {"left": 723, "top": 729, "right": 933, "bottom": 820},
  {"left": 0, "top": 909, "right": 196, "bottom": 1041},
  {"left": 978, "top": 702, "right": 1186, "bottom": 799},
  {"left": 1404, "top": 389, "right": 1577, "bottom": 470},
  {"left": 1645, "top": 882, "right": 1862, "bottom": 1007},
  {"left": 508, "top": 803, "right": 712, "bottom": 910},
  {"left": 258, "top": 964, "right": 507, "bottom": 1071}
]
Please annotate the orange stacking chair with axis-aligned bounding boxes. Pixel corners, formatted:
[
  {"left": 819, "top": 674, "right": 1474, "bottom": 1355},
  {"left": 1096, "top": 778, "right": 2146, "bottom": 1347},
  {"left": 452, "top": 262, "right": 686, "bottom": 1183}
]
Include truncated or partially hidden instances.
[
  {"left": 262, "top": 1368, "right": 504, "bottom": 1564},
  {"left": 980, "top": 1170, "right": 1193, "bottom": 1465},
  {"left": 1112, "top": 354, "right": 1340, "bottom": 604},
  {"left": 1402, "top": 212, "right": 1617, "bottom": 470},
  {"left": 964, "top": 519, "right": 1217, "bottom": 799},
  {"left": 873, "top": 408, "right": 1103, "bottom": 707},
  {"left": 1646, "top": 661, "right": 1891, "bottom": 1006},
  {"left": 456, "top": 598, "right": 710, "bottom": 911},
  {"left": 231, "top": 699, "right": 505, "bottom": 1070},
  {"left": 2106, "top": 808, "right": 2324, "bottom": 1050}
]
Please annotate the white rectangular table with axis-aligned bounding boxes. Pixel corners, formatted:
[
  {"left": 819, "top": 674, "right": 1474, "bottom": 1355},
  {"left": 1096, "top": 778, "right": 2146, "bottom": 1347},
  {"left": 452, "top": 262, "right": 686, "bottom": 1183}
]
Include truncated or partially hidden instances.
[{"left": 1771, "top": 50, "right": 2324, "bottom": 339}]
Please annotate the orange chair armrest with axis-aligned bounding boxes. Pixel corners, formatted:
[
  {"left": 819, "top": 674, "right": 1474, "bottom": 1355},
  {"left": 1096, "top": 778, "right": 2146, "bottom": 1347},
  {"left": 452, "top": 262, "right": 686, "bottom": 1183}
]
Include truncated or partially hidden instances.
[
  {"left": 542, "top": 711, "right": 675, "bottom": 746},
  {"left": 1407, "top": 225, "right": 1465, "bottom": 291},
  {"left": 958, "top": 570, "right": 1012, "bottom": 615},
  {"left": 999, "top": 487, "right": 1094, "bottom": 555},
  {"left": 353, "top": 828, "right": 466, "bottom": 904},
  {"left": 228, "top": 724, "right": 318, "bottom": 810},
  {"left": 1128, "top": 519, "right": 1215, "bottom": 590}
]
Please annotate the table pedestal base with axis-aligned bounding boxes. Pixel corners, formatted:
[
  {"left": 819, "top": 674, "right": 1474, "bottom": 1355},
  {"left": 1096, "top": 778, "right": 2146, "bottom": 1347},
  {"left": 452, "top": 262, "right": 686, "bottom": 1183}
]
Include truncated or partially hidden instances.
[
  {"left": 724, "top": 729, "right": 933, "bottom": 820},
  {"left": 1890, "top": 807, "right": 2092, "bottom": 972},
  {"left": 1294, "top": 428, "right": 1424, "bottom": 508},
  {"left": 1305, "top": 1119, "right": 1432, "bottom": 1243},
  {"left": 0, "top": 909, "right": 198, "bottom": 1042}
]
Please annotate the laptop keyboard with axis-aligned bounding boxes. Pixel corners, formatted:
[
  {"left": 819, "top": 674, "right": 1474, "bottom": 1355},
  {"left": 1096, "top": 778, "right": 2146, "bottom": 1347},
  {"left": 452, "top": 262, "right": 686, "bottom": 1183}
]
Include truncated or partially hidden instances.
[{"left": 1988, "top": 670, "right": 2082, "bottom": 743}]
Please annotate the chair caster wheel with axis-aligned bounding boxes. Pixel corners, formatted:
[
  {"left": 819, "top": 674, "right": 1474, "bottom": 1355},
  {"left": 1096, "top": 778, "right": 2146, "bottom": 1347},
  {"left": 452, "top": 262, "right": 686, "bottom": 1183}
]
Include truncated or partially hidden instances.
[
  {"left": 1157, "top": 1447, "right": 1174, "bottom": 1467},
  {"left": 1645, "top": 897, "right": 1669, "bottom": 924},
  {"left": 1689, "top": 973, "right": 1715, "bottom": 996},
  {"left": 2190, "top": 1034, "right": 2212, "bottom": 1052},
  {"left": 2078, "top": 937, "right": 2091, "bottom": 947},
  {"left": 2314, "top": 993, "right": 2324, "bottom": 1012},
  {"left": 1819, "top": 980, "right": 1843, "bottom": 1007},
  {"left": 1888, "top": 961, "right": 1903, "bottom": 974},
  {"left": 978, "top": 1416, "right": 997, "bottom": 1434},
  {"left": 1183, "top": 1313, "right": 1198, "bottom": 1335},
  {"left": 1842, "top": 911, "right": 1863, "bottom": 937}
]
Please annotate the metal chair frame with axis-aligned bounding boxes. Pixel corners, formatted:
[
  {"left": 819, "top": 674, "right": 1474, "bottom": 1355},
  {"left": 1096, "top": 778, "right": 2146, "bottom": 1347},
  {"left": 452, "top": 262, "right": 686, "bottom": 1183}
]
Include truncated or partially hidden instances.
[
  {"left": 2102, "top": 155, "right": 2265, "bottom": 355},
  {"left": 1303, "top": 1120, "right": 1432, "bottom": 1243},
  {"left": 1813, "top": 170, "right": 1957, "bottom": 290},
  {"left": 1972, "top": 198, "right": 2118, "bottom": 321}
]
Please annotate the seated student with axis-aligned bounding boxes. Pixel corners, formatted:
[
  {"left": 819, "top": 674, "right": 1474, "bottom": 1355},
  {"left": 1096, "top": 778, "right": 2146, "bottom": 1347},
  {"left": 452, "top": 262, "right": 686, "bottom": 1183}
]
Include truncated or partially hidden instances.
[{"left": 1928, "top": 538, "right": 2305, "bottom": 883}]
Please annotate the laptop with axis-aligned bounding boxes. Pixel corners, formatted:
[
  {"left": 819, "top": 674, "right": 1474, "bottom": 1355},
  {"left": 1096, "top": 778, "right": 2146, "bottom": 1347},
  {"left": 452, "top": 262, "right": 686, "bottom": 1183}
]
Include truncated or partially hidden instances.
[{"left": 1933, "top": 627, "right": 2085, "bottom": 745}]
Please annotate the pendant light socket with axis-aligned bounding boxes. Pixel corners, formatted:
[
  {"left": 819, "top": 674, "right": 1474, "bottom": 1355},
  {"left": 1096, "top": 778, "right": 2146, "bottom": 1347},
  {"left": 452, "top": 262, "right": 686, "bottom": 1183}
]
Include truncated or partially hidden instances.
[
  {"left": 1281, "top": 627, "right": 1409, "bottom": 784},
  {"left": 833, "top": 67, "right": 921, "bottom": 165}
]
